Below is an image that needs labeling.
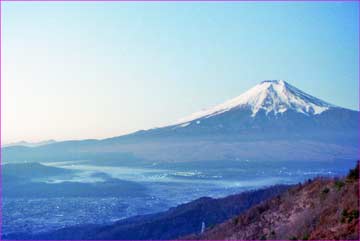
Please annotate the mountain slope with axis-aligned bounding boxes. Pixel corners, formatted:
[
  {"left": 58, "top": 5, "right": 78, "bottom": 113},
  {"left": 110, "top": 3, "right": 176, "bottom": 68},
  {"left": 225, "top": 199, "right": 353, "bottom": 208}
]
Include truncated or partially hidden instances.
[{"left": 188, "top": 164, "right": 359, "bottom": 240}]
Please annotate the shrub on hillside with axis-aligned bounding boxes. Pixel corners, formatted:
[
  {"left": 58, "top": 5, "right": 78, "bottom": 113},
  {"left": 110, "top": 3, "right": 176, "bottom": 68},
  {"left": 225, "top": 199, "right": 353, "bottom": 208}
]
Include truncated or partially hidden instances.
[
  {"left": 334, "top": 180, "right": 345, "bottom": 190},
  {"left": 341, "top": 209, "right": 359, "bottom": 223},
  {"left": 347, "top": 162, "right": 359, "bottom": 181},
  {"left": 322, "top": 187, "right": 330, "bottom": 194}
]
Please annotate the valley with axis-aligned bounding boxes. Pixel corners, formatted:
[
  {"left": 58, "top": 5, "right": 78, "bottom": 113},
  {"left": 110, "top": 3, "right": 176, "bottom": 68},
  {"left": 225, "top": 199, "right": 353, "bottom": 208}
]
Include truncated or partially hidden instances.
[{"left": 2, "top": 158, "right": 357, "bottom": 238}]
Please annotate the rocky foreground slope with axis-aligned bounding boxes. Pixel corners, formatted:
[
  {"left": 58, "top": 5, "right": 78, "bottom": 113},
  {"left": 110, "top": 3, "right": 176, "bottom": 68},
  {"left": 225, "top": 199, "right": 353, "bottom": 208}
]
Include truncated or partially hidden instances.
[{"left": 187, "top": 163, "right": 359, "bottom": 240}]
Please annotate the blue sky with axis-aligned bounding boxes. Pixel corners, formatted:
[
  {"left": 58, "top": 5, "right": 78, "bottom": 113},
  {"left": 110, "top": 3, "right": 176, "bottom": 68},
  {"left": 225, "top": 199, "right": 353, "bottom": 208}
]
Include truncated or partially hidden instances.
[{"left": 2, "top": 1, "right": 359, "bottom": 143}]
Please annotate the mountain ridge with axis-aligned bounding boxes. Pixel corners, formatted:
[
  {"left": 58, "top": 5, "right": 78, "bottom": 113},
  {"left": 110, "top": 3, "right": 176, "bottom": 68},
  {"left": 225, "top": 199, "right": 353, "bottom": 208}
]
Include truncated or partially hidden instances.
[{"left": 2, "top": 140, "right": 57, "bottom": 148}]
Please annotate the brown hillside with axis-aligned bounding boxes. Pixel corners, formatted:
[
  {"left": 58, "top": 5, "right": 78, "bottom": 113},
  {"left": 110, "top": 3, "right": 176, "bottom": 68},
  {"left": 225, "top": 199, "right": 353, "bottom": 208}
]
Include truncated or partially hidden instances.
[{"left": 187, "top": 163, "right": 359, "bottom": 240}]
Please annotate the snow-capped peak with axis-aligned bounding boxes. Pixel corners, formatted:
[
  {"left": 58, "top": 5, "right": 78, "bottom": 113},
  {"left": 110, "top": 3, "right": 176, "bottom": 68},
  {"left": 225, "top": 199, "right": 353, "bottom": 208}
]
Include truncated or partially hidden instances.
[{"left": 176, "top": 80, "right": 335, "bottom": 124}]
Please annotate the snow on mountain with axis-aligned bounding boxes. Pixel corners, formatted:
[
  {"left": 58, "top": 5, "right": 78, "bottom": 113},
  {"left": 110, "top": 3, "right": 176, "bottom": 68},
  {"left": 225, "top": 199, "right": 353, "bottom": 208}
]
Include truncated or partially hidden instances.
[{"left": 175, "top": 80, "right": 336, "bottom": 125}]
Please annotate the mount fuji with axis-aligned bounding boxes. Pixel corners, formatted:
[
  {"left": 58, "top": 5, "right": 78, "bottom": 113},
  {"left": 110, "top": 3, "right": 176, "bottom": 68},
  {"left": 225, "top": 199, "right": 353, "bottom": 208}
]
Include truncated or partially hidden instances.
[
  {"left": 3, "top": 80, "right": 358, "bottom": 163},
  {"left": 116, "top": 80, "right": 357, "bottom": 142},
  {"left": 177, "top": 80, "right": 334, "bottom": 121}
]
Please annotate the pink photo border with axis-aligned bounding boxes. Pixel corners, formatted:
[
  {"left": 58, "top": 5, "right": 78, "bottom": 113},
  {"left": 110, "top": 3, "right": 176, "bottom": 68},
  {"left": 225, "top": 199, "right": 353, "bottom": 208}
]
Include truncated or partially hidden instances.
[{"left": 0, "top": 0, "right": 358, "bottom": 241}]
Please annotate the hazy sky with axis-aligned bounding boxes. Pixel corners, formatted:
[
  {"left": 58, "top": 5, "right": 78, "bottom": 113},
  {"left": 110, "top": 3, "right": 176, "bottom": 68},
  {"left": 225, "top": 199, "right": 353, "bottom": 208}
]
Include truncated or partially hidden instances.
[{"left": 2, "top": 1, "right": 359, "bottom": 144}]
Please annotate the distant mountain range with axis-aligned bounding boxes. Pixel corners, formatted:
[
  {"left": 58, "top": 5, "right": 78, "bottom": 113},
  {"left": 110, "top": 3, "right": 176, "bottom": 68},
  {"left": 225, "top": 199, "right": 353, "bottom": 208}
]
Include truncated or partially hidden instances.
[
  {"left": 2, "top": 140, "right": 56, "bottom": 148},
  {"left": 3, "top": 80, "right": 358, "bottom": 163}
]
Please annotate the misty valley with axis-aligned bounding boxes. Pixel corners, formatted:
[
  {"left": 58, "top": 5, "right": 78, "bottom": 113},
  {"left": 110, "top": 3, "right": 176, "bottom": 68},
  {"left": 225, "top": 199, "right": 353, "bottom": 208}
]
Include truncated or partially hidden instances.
[{"left": 2, "top": 157, "right": 356, "bottom": 237}]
